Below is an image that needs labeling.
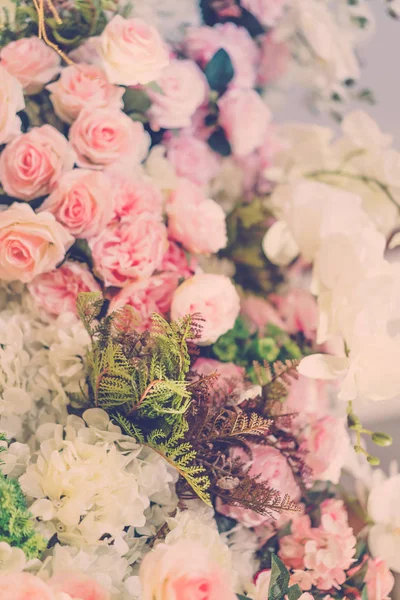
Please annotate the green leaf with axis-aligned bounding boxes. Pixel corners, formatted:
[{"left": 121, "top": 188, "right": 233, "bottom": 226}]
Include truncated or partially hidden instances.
[
  {"left": 207, "top": 127, "right": 232, "bottom": 156},
  {"left": 204, "top": 48, "right": 234, "bottom": 93},
  {"left": 268, "top": 554, "right": 290, "bottom": 600},
  {"left": 123, "top": 88, "right": 151, "bottom": 113},
  {"left": 287, "top": 585, "right": 302, "bottom": 600},
  {"left": 361, "top": 584, "right": 368, "bottom": 600},
  {"left": 237, "top": 595, "right": 249, "bottom": 600}
]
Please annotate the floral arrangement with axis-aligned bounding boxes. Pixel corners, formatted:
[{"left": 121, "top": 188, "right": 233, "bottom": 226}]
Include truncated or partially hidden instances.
[{"left": 0, "top": 1, "right": 400, "bottom": 600}]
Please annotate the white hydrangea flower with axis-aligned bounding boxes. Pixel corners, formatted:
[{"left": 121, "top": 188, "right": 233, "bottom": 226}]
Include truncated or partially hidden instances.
[
  {"left": 0, "top": 542, "right": 26, "bottom": 574},
  {"left": 368, "top": 473, "right": 400, "bottom": 573},
  {"left": 222, "top": 525, "right": 259, "bottom": 595}
]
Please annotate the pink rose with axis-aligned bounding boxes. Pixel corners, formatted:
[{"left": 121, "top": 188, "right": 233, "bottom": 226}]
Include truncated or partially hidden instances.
[
  {"left": 192, "top": 358, "right": 245, "bottom": 403},
  {"left": 39, "top": 169, "right": 113, "bottom": 238},
  {"left": 109, "top": 272, "right": 179, "bottom": 331},
  {"left": 108, "top": 170, "right": 163, "bottom": 222},
  {"left": 161, "top": 240, "right": 197, "bottom": 279},
  {"left": 140, "top": 540, "right": 236, "bottom": 600},
  {"left": 301, "top": 416, "right": 349, "bottom": 484},
  {"left": 0, "top": 203, "right": 73, "bottom": 283},
  {"left": 49, "top": 572, "right": 110, "bottom": 600},
  {"left": 0, "top": 125, "right": 75, "bottom": 201},
  {"left": 241, "top": 0, "right": 287, "bottom": 27},
  {"left": 283, "top": 376, "right": 333, "bottom": 423},
  {"left": 1, "top": 36, "right": 60, "bottom": 94},
  {"left": 47, "top": 64, "right": 124, "bottom": 124},
  {"left": 184, "top": 23, "right": 259, "bottom": 89},
  {"left": 69, "top": 108, "right": 149, "bottom": 169},
  {"left": 0, "top": 65, "right": 25, "bottom": 145},
  {"left": 166, "top": 179, "right": 227, "bottom": 254},
  {"left": 148, "top": 59, "right": 207, "bottom": 130},
  {"left": 241, "top": 294, "right": 286, "bottom": 335},
  {"left": 258, "top": 34, "right": 290, "bottom": 86},
  {"left": 0, "top": 572, "right": 55, "bottom": 600},
  {"left": 99, "top": 15, "right": 169, "bottom": 86},
  {"left": 164, "top": 133, "right": 220, "bottom": 186},
  {"left": 365, "top": 558, "right": 395, "bottom": 600},
  {"left": 218, "top": 88, "right": 271, "bottom": 157},
  {"left": 270, "top": 289, "right": 318, "bottom": 340},
  {"left": 90, "top": 214, "right": 167, "bottom": 286},
  {"left": 217, "top": 445, "right": 300, "bottom": 527},
  {"left": 171, "top": 274, "right": 240, "bottom": 344},
  {"left": 28, "top": 261, "right": 101, "bottom": 315}
]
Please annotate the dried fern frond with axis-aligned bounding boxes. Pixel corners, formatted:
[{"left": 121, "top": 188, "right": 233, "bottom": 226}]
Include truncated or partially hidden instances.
[{"left": 218, "top": 478, "right": 300, "bottom": 518}]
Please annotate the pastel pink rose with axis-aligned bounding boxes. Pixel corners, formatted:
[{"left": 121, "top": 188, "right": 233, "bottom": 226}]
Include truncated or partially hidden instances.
[
  {"left": 161, "top": 240, "right": 197, "bottom": 279},
  {"left": 99, "top": 15, "right": 169, "bottom": 86},
  {"left": 258, "top": 34, "right": 290, "bottom": 86},
  {"left": 184, "top": 23, "right": 259, "bottom": 89},
  {"left": 1, "top": 36, "right": 60, "bottom": 94},
  {"left": 0, "top": 65, "right": 25, "bottom": 145},
  {"left": 140, "top": 540, "right": 236, "bottom": 600},
  {"left": 69, "top": 108, "right": 149, "bottom": 169},
  {"left": 219, "top": 88, "right": 271, "bottom": 157},
  {"left": 148, "top": 59, "right": 207, "bottom": 130},
  {"left": 0, "top": 572, "right": 55, "bottom": 600},
  {"left": 109, "top": 272, "right": 179, "bottom": 331},
  {"left": 108, "top": 170, "right": 163, "bottom": 222},
  {"left": 28, "top": 261, "right": 101, "bottom": 315},
  {"left": 241, "top": 294, "right": 286, "bottom": 335},
  {"left": 47, "top": 64, "right": 124, "bottom": 124},
  {"left": 301, "top": 416, "right": 349, "bottom": 484},
  {"left": 90, "top": 214, "right": 167, "bottom": 286},
  {"left": 166, "top": 179, "right": 227, "bottom": 254},
  {"left": 217, "top": 445, "right": 301, "bottom": 527},
  {"left": 270, "top": 289, "right": 318, "bottom": 340},
  {"left": 365, "top": 558, "right": 395, "bottom": 600},
  {"left": 0, "top": 125, "right": 75, "bottom": 201},
  {"left": 49, "top": 572, "right": 110, "bottom": 600},
  {"left": 171, "top": 274, "right": 240, "bottom": 344},
  {"left": 241, "top": 0, "right": 287, "bottom": 26},
  {"left": 0, "top": 203, "right": 73, "bottom": 283},
  {"left": 192, "top": 358, "right": 245, "bottom": 404},
  {"left": 164, "top": 133, "right": 220, "bottom": 186},
  {"left": 283, "top": 376, "right": 333, "bottom": 422},
  {"left": 39, "top": 169, "right": 113, "bottom": 238}
]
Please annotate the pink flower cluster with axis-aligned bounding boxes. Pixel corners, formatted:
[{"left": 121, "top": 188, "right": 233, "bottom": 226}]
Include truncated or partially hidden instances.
[{"left": 0, "top": 571, "right": 109, "bottom": 600}]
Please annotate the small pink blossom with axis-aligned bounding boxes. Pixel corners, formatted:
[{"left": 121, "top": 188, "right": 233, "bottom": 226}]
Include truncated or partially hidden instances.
[
  {"left": 47, "top": 64, "right": 124, "bottom": 124},
  {"left": 161, "top": 240, "right": 196, "bottom": 279},
  {"left": 184, "top": 23, "right": 259, "bottom": 89},
  {"left": 241, "top": 0, "right": 287, "bottom": 27},
  {"left": 166, "top": 179, "right": 227, "bottom": 254},
  {"left": 241, "top": 294, "right": 286, "bottom": 335},
  {"left": 301, "top": 416, "right": 349, "bottom": 484},
  {"left": 171, "top": 274, "right": 240, "bottom": 344},
  {"left": 0, "top": 125, "right": 75, "bottom": 201},
  {"left": 217, "top": 445, "right": 301, "bottom": 527},
  {"left": 258, "top": 34, "right": 290, "bottom": 86},
  {"left": 1, "top": 36, "right": 60, "bottom": 94},
  {"left": 164, "top": 133, "right": 220, "bottom": 186},
  {"left": 109, "top": 272, "right": 179, "bottom": 331},
  {"left": 0, "top": 572, "right": 55, "bottom": 600},
  {"left": 365, "top": 558, "right": 395, "bottom": 600},
  {"left": 39, "top": 169, "right": 113, "bottom": 238},
  {"left": 0, "top": 65, "right": 25, "bottom": 145},
  {"left": 90, "top": 214, "right": 167, "bottom": 287},
  {"left": 218, "top": 89, "right": 271, "bottom": 157},
  {"left": 69, "top": 108, "right": 149, "bottom": 170},
  {"left": 49, "top": 572, "right": 110, "bottom": 600},
  {"left": 99, "top": 16, "right": 169, "bottom": 86},
  {"left": 140, "top": 540, "right": 236, "bottom": 600},
  {"left": 270, "top": 289, "right": 318, "bottom": 340},
  {"left": 191, "top": 358, "right": 245, "bottom": 403},
  {"left": 148, "top": 59, "right": 207, "bottom": 130},
  {"left": 0, "top": 203, "right": 73, "bottom": 283},
  {"left": 107, "top": 170, "right": 163, "bottom": 222},
  {"left": 28, "top": 261, "right": 101, "bottom": 315}
]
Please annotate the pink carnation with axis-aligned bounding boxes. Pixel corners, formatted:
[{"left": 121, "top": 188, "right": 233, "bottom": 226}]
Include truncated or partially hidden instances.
[
  {"left": 1, "top": 36, "right": 60, "bottom": 94},
  {"left": 0, "top": 65, "right": 25, "bottom": 145},
  {"left": 0, "top": 572, "right": 55, "bottom": 600},
  {"left": 49, "top": 572, "right": 110, "bottom": 600},
  {"left": 109, "top": 272, "right": 179, "bottom": 331},
  {"left": 0, "top": 203, "right": 73, "bottom": 283},
  {"left": 217, "top": 445, "right": 301, "bottom": 527},
  {"left": 241, "top": 0, "right": 287, "bottom": 27},
  {"left": 218, "top": 89, "right": 271, "bottom": 157},
  {"left": 108, "top": 170, "right": 163, "bottom": 222},
  {"left": 28, "top": 261, "right": 101, "bottom": 315},
  {"left": 0, "top": 125, "right": 75, "bottom": 201},
  {"left": 241, "top": 294, "right": 286, "bottom": 335},
  {"left": 365, "top": 558, "right": 395, "bottom": 600},
  {"left": 171, "top": 274, "right": 240, "bottom": 344},
  {"left": 69, "top": 108, "right": 149, "bottom": 170},
  {"left": 90, "top": 215, "right": 167, "bottom": 287},
  {"left": 148, "top": 59, "right": 207, "bottom": 130},
  {"left": 166, "top": 179, "right": 227, "bottom": 254},
  {"left": 192, "top": 358, "right": 246, "bottom": 404},
  {"left": 47, "top": 64, "right": 124, "bottom": 124},
  {"left": 39, "top": 169, "right": 113, "bottom": 238},
  {"left": 258, "top": 34, "right": 290, "bottom": 86},
  {"left": 164, "top": 133, "right": 220, "bottom": 186},
  {"left": 270, "top": 289, "right": 319, "bottom": 340},
  {"left": 301, "top": 416, "right": 349, "bottom": 485},
  {"left": 161, "top": 240, "right": 196, "bottom": 278},
  {"left": 184, "top": 23, "right": 259, "bottom": 89}
]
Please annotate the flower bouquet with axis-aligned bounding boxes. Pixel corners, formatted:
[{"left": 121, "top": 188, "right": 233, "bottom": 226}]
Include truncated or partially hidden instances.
[{"left": 0, "top": 1, "right": 400, "bottom": 599}]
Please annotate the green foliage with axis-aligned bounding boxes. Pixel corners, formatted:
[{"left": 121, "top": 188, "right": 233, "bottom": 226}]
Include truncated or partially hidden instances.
[
  {"left": 207, "top": 127, "right": 232, "bottom": 156},
  {"left": 205, "top": 49, "right": 234, "bottom": 94},
  {"left": 268, "top": 555, "right": 303, "bottom": 600}
]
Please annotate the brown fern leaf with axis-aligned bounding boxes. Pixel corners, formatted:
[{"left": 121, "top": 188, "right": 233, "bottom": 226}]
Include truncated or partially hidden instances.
[
  {"left": 259, "top": 359, "right": 300, "bottom": 405},
  {"left": 188, "top": 408, "right": 272, "bottom": 444}
]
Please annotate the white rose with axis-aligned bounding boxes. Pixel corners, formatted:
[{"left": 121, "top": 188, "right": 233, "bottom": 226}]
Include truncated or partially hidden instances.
[{"left": 0, "top": 65, "right": 25, "bottom": 145}]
